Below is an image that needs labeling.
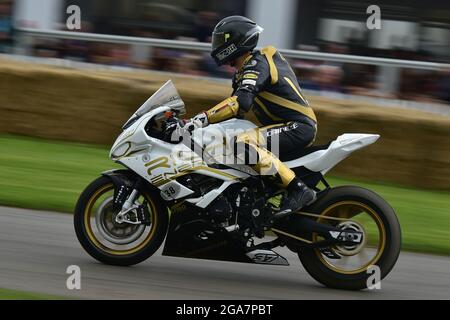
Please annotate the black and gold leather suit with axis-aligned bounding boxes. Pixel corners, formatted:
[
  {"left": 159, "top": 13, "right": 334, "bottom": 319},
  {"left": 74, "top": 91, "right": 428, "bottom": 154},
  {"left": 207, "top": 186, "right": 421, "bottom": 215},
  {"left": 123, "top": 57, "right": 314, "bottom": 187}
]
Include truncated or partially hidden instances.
[{"left": 205, "top": 46, "right": 317, "bottom": 187}]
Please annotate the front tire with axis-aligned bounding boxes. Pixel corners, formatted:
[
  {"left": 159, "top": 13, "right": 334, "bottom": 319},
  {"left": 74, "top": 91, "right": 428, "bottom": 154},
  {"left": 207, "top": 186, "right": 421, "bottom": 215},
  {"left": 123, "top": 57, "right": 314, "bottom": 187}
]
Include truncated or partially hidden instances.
[
  {"left": 298, "top": 186, "right": 401, "bottom": 290},
  {"left": 74, "top": 176, "right": 169, "bottom": 266}
]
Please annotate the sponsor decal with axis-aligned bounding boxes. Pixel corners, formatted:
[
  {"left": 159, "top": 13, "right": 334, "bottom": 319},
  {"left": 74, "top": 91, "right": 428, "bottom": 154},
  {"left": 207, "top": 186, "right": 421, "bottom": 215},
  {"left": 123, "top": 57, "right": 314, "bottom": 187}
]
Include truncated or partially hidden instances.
[
  {"left": 217, "top": 43, "right": 237, "bottom": 61},
  {"left": 145, "top": 156, "right": 170, "bottom": 175},
  {"left": 266, "top": 123, "right": 299, "bottom": 137},
  {"left": 244, "top": 59, "right": 258, "bottom": 68},
  {"left": 243, "top": 73, "right": 259, "bottom": 80},
  {"left": 161, "top": 184, "right": 179, "bottom": 199},
  {"left": 242, "top": 79, "right": 257, "bottom": 86},
  {"left": 252, "top": 253, "right": 279, "bottom": 263},
  {"left": 244, "top": 69, "right": 260, "bottom": 74}
]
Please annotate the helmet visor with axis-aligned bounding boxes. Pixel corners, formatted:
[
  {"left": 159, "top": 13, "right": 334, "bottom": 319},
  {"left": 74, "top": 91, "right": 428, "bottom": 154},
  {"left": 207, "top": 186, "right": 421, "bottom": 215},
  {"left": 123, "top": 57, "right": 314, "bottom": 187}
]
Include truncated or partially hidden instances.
[{"left": 211, "top": 31, "right": 229, "bottom": 50}]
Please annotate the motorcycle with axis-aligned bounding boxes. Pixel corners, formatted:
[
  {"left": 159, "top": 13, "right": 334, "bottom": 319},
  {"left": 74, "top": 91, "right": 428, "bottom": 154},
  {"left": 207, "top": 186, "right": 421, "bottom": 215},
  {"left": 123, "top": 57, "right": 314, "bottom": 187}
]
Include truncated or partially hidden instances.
[{"left": 74, "top": 80, "right": 401, "bottom": 290}]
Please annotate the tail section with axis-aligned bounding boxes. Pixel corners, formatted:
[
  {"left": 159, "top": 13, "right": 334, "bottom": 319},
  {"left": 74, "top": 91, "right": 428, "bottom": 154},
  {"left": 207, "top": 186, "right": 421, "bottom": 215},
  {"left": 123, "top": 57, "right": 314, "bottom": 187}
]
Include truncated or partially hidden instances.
[{"left": 284, "top": 134, "right": 380, "bottom": 174}]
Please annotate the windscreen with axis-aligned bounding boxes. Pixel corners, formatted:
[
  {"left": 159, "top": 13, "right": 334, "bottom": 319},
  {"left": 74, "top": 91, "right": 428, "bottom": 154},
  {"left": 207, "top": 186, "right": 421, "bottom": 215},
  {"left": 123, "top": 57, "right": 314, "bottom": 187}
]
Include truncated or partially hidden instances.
[
  {"left": 123, "top": 80, "right": 185, "bottom": 129},
  {"left": 135, "top": 80, "right": 185, "bottom": 117}
]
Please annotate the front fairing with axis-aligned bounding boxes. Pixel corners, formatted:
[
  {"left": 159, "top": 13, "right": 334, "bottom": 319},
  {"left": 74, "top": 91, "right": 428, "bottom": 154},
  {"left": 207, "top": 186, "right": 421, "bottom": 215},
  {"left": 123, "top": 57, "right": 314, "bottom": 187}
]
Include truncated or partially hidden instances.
[
  {"left": 110, "top": 80, "right": 185, "bottom": 159},
  {"left": 123, "top": 80, "right": 185, "bottom": 130}
]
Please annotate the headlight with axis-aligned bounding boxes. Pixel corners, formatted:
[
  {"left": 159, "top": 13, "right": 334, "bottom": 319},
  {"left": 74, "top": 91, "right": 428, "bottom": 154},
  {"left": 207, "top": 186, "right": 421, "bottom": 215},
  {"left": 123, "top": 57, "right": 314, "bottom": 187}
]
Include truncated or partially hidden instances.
[{"left": 111, "top": 142, "right": 131, "bottom": 159}]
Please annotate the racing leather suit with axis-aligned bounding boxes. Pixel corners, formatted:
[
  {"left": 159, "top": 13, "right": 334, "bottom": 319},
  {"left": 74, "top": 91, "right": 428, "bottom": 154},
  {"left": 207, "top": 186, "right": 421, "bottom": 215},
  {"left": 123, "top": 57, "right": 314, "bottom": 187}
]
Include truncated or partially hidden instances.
[{"left": 204, "top": 46, "right": 317, "bottom": 188}]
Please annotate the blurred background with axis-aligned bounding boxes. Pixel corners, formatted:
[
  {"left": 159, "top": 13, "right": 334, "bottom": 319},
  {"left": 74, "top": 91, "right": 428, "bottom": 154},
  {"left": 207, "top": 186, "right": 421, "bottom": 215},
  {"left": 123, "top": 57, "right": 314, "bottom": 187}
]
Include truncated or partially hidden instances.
[
  {"left": 1, "top": 0, "right": 450, "bottom": 103},
  {"left": 0, "top": 0, "right": 450, "bottom": 300}
]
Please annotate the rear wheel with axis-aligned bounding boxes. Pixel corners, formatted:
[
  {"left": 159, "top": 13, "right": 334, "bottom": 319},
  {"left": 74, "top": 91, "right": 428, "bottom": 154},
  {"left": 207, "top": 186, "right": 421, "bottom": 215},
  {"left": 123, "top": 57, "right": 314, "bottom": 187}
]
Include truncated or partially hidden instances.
[
  {"left": 74, "top": 176, "right": 169, "bottom": 266},
  {"left": 297, "top": 186, "right": 401, "bottom": 290}
]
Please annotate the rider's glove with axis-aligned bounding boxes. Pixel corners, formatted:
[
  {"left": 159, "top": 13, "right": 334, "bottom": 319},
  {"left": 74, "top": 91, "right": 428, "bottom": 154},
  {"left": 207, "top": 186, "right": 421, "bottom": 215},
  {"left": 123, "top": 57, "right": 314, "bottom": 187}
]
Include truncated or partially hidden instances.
[
  {"left": 183, "top": 112, "right": 209, "bottom": 132},
  {"left": 163, "top": 117, "right": 183, "bottom": 142}
]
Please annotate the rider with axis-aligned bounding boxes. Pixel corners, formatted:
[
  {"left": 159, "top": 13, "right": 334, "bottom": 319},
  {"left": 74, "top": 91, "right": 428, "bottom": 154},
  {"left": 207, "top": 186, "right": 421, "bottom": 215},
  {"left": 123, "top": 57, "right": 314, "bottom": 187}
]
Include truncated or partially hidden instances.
[{"left": 182, "top": 16, "right": 317, "bottom": 214}]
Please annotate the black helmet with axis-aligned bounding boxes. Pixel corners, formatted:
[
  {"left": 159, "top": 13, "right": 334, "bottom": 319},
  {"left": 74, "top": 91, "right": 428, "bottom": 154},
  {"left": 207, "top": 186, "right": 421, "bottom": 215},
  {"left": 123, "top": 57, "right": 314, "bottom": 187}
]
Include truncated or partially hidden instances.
[{"left": 210, "top": 16, "right": 263, "bottom": 66}]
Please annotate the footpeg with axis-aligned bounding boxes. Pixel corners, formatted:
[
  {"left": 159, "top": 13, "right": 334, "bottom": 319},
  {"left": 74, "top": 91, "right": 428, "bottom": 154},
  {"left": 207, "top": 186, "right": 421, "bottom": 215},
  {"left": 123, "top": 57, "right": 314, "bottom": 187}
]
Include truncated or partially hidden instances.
[
  {"left": 196, "top": 230, "right": 214, "bottom": 240},
  {"left": 225, "top": 224, "right": 239, "bottom": 232},
  {"left": 273, "top": 209, "right": 293, "bottom": 220}
]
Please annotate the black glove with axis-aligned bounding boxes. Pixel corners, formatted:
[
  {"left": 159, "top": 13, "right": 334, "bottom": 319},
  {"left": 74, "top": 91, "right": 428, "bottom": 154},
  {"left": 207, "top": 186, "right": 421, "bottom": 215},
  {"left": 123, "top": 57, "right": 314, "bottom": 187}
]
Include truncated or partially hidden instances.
[
  {"left": 163, "top": 117, "right": 183, "bottom": 143},
  {"left": 183, "top": 112, "right": 209, "bottom": 132}
]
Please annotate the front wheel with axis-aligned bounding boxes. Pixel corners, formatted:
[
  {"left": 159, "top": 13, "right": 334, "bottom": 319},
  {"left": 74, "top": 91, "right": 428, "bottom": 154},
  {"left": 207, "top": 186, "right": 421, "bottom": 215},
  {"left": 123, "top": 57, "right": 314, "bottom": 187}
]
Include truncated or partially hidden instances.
[
  {"left": 74, "top": 176, "right": 169, "bottom": 266},
  {"left": 298, "top": 186, "right": 401, "bottom": 290}
]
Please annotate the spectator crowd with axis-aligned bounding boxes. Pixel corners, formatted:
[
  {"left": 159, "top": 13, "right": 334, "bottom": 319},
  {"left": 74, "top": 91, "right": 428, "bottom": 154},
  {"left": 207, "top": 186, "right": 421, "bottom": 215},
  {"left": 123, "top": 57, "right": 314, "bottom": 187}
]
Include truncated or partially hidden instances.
[{"left": 0, "top": 0, "right": 449, "bottom": 104}]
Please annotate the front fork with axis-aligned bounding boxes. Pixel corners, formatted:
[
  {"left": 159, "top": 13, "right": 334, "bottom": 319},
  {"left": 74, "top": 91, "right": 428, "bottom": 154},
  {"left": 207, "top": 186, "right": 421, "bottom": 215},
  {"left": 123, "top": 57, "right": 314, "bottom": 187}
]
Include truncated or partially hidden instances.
[{"left": 113, "top": 177, "right": 151, "bottom": 226}]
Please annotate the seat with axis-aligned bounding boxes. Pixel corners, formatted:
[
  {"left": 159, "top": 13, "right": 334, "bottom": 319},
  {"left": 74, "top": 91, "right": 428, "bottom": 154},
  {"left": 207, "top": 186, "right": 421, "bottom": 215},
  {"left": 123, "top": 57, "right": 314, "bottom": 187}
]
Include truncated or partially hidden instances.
[{"left": 279, "top": 142, "right": 332, "bottom": 162}]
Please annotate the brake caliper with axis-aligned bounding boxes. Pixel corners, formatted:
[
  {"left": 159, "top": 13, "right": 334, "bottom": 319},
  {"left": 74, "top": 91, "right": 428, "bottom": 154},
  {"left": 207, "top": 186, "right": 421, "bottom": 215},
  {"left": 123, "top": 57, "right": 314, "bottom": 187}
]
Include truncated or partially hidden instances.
[{"left": 136, "top": 201, "right": 152, "bottom": 226}]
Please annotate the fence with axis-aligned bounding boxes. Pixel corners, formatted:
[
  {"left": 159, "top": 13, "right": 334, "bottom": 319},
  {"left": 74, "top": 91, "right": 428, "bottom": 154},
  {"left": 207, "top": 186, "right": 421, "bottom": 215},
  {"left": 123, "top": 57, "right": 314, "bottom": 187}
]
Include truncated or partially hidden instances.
[
  {"left": 17, "top": 28, "right": 450, "bottom": 71},
  {"left": 13, "top": 27, "right": 450, "bottom": 113}
]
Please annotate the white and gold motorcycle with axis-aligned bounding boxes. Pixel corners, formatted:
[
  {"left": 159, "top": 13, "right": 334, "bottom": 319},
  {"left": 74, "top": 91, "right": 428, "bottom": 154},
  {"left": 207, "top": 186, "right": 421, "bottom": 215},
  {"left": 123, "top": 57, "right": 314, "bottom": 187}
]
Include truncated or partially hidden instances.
[{"left": 74, "top": 80, "right": 401, "bottom": 290}]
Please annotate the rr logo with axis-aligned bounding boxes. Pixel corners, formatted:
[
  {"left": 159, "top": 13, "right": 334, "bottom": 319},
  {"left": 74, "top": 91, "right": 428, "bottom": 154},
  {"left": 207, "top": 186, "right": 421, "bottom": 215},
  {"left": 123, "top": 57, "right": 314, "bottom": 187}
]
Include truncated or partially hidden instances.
[{"left": 145, "top": 157, "right": 170, "bottom": 175}]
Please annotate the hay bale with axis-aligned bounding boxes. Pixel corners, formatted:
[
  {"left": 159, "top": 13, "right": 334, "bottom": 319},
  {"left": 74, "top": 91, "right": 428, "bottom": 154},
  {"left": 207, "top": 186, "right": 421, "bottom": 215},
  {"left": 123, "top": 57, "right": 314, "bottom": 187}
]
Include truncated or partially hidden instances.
[{"left": 1, "top": 58, "right": 449, "bottom": 189}]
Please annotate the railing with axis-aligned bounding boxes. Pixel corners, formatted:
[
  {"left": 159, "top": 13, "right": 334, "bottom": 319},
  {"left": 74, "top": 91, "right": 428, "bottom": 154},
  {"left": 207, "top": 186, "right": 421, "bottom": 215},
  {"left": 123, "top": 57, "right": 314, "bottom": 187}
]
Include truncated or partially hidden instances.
[
  {"left": 17, "top": 28, "right": 450, "bottom": 71},
  {"left": 11, "top": 27, "right": 450, "bottom": 116}
]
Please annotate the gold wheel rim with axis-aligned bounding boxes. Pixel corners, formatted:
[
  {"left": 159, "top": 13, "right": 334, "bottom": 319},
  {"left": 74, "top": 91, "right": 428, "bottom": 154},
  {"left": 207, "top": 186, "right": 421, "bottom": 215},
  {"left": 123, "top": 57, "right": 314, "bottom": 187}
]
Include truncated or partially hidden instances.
[
  {"left": 313, "top": 201, "right": 387, "bottom": 275},
  {"left": 83, "top": 183, "right": 158, "bottom": 255}
]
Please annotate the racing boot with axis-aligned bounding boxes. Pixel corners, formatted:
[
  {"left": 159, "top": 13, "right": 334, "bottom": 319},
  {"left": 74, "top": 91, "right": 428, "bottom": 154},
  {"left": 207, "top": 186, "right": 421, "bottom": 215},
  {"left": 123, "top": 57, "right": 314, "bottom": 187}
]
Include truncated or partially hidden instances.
[{"left": 276, "top": 178, "right": 316, "bottom": 218}]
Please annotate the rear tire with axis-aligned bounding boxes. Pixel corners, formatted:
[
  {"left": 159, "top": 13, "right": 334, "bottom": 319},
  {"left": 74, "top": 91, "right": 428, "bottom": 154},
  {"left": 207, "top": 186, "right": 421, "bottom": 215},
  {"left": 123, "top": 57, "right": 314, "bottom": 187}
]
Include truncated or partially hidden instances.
[
  {"left": 298, "top": 186, "right": 401, "bottom": 290},
  {"left": 74, "top": 176, "right": 169, "bottom": 266}
]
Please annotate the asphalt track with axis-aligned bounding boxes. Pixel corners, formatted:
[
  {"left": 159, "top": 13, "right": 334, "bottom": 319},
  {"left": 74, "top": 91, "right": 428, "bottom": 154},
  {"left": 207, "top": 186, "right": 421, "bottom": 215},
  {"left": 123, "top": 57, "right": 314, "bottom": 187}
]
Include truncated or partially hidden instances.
[{"left": 0, "top": 206, "right": 449, "bottom": 300}]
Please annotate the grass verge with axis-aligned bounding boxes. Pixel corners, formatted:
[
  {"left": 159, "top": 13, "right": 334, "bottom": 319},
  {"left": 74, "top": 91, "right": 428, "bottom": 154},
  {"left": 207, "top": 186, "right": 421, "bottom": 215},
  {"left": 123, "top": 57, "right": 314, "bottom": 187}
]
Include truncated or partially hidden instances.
[{"left": 0, "top": 287, "right": 65, "bottom": 300}]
